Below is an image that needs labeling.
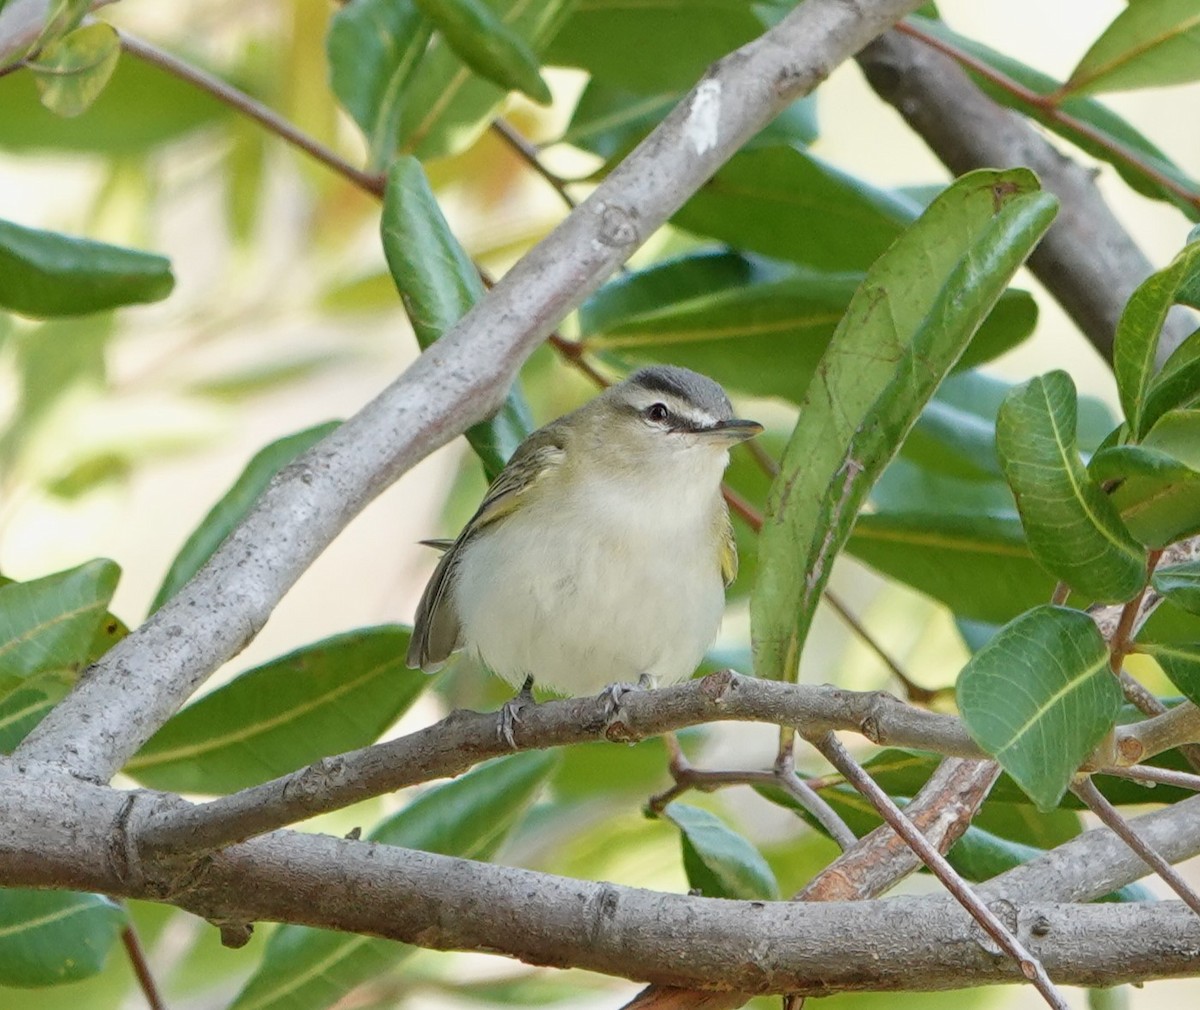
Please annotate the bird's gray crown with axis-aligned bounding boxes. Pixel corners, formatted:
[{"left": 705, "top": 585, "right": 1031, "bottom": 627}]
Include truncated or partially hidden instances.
[{"left": 626, "top": 365, "right": 734, "bottom": 420}]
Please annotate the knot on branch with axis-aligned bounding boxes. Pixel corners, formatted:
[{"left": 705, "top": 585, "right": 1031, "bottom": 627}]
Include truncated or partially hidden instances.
[
  {"left": 282, "top": 754, "right": 350, "bottom": 801},
  {"left": 595, "top": 203, "right": 639, "bottom": 249}
]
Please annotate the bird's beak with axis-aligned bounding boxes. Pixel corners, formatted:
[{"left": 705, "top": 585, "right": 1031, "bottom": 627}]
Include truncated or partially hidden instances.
[{"left": 698, "top": 418, "right": 764, "bottom": 443}]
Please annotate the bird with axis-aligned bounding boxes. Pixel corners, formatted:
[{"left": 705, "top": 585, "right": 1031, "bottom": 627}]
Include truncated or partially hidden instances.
[{"left": 406, "top": 364, "right": 762, "bottom": 709}]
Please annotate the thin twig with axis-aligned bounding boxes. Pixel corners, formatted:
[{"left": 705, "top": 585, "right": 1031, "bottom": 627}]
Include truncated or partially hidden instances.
[
  {"left": 774, "top": 746, "right": 857, "bottom": 850},
  {"left": 807, "top": 732, "right": 1067, "bottom": 1010},
  {"left": 742, "top": 437, "right": 780, "bottom": 478},
  {"left": 1072, "top": 776, "right": 1200, "bottom": 918},
  {"left": 117, "top": 31, "right": 386, "bottom": 198},
  {"left": 120, "top": 916, "right": 167, "bottom": 1010},
  {"left": 894, "top": 20, "right": 1200, "bottom": 213},
  {"left": 1097, "top": 764, "right": 1200, "bottom": 793},
  {"left": 491, "top": 117, "right": 578, "bottom": 209}
]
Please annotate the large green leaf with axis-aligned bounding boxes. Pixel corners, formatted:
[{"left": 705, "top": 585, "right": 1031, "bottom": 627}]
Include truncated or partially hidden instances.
[
  {"left": 908, "top": 17, "right": 1200, "bottom": 217},
  {"left": 0, "top": 51, "right": 229, "bottom": 153},
  {"left": 996, "top": 371, "right": 1146, "bottom": 602},
  {"left": 0, "top": 559, "right": 119, "bottom": 696},
  {"left": 149, "top": 421, "right": 340, "bottom": 613},
  {"left": 752, "top": 169, "right": 1057, "bottom": 681},
  {"left": 957, "top": 605, "right": 1121, "bottom": 811},
  {"left": 0, "top": 675, "right": 71, "bottom": 753},
  {"left": 1112, "top": 240, "right": 1200, "bottom": 439},
  {"left": 661, "top": 803, "right": 779, "bottom": 901},
  {"left": 1065, "top": 0, "right": 1200, "bottom": 96},
  {"left": 673, "top": 146, "right": 919, "bottom": 273},
  {"left": 27, "top": 22, "right": 120, "bottom": 118},
  {"left": 412, "top": 0, "right": 550, "bottom": 104},
  {"left": 1143, "top": 325, "right": 1200, "bottom": 427},
  {"left": 1089, "top": 444, "right": 1200, "bottom": 548},
  {"left": 125, "top": 627, "right": 425, "bottom": 793},
  {"left": 544, "top": 0, "right": 762, "bottom": 95},
  {"left": 0, "top": 890, "right": 125, "bottom": 987},
  {"left": 0, "top": 217, "right": 173, "bottom": 319},
  {"left": 395, "top": 0, "right": 572, "bottom": 159},
  {"left": 326, "top": 0, "right": 433, "bottom": 170},
  {"left": 381, "top": 157, "right": 533, "bottom": 478},
  {"left": 1137, "top": 641, "right": 1200, "bottom": 706},
  {"left": 579, "top": 252, "right": 1037, "bottom": 402},
  {"left": 1152, "top": 561, "right": 1200, "bottom": 618},
  {"left": 230, "top": 752, "right": 557, "bottom": 1010}
]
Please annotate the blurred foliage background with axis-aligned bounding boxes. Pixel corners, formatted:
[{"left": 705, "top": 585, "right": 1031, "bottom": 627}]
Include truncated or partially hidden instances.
[{"left": 2, "top": 0, "right": 1200, "bottom": 1008}]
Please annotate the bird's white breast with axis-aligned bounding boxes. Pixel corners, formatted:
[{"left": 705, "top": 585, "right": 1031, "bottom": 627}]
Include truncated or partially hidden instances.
[{"left": 451, "top": 465, "right": 728, "bottom": 695}]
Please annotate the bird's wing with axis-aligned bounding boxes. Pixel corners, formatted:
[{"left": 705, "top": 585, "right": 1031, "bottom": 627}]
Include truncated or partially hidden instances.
[
  {"left": 406, "top": 426, "right": 567, "bottom": 672},
  {"left": 719, "top": 509, "right": 738, "bottom": 588}
]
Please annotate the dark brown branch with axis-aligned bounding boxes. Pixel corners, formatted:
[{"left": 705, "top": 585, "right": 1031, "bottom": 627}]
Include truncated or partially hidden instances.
[
  {"left": 120, "top": 915, "right": 167, "bottom": 1010},
  {"left": 491, "top": 117, "right": 578, "bottom": 209}
]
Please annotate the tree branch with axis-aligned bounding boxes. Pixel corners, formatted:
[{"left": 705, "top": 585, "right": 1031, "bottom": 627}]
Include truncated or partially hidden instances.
[
  {"left": 856, "top": 28, "right": 1193, "bottom": 363},
  {"left": 13, "top": 0, "right": 933, "bottom": 784},
  {"left": 2, "top": 758, "right": 1200, "bottom": 996}
]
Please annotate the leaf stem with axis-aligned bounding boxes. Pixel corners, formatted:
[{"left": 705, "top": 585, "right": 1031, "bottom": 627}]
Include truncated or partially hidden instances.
[
  {"left": 1072, "top": 776, "right": 1200, "bottom": 918},
  {"left": 490, "top": 117, "right": 577, "bottom": 209},
  {"left": 807, "top": 731, "right": 1068, "bottom": 1010},
  {"left": 120, "top": 914, "right": 167, "bottom": 1010}
]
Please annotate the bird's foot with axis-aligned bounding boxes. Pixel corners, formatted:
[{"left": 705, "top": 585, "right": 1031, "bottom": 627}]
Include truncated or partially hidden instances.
[
  {"left": 498, "top": 675, "right": 536, "bottom": 748},
  {"left": 600, "top": 673, "right": 655, "bottom": 726}
]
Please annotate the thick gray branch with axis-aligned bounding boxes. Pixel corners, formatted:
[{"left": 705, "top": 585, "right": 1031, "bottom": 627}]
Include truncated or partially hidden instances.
[
  {"left": 14, "top": 0, "right": 931, "bottom": 783},
  {"left": 856, "top": 29, "right": 1193, "bottom": 362},
  {"left": 1, "top": 759, "right": 1199, "bottom": 995},
  {"left": 138, "top": 672, "right": 977, "bottom": 855}
]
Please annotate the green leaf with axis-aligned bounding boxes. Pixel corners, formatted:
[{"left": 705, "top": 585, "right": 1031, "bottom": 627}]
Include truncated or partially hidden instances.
[
  {"left": 1065, "top": 0, "right": 1200, "bottom": 96},
  {"left": 579, "top": 252, "right": 1037, "bottom": 402},
  {"left": 996, "top": 371, "right": 1147, "bottom": 602},
  {"left": 1152, "top": 561, "right": 1200, "bottom": 618},
  {"left": 395, "top": 0, "right": 572, "bottom": 159},
  {"left": 0, "top": 676, "right": 70, "bottom": 753},
  {"left": 673, "top": 146, "right": 919, "bottom": 273},
  {"left": 0, "top": 52, "right": 229, "bottom": 153},
  {"left": 326, "top": 0, "right": 433, "bottom": 170},
  {"left": 752, "top": 168, "right": 1057, "bottom": 680},
  {"left": 1141, "top": 407, "right": 1200, "bottom": 468},
  {"left": 381, "top": 157, "right": 532, "bottom": 478},
  {"left": 27, "top": 23, "right": 120, "bottom": 117},
  {"left": 0, "top": 890, "right": 125, "bottom": 987},
  {"left": 661, "top": 803, "right": 779, "bottom": 900},
  {"left": 1113, "top": 240, "right": 1200, "bottom": 439},
  {"left": 1089, "top": 444, "right": 1200, "bottom": 548},
  {"left": 0, "top": 559, "right": 120, "bottom": 696},
  {"left": 1143, "top": 325, "right": 1200, "bottom": 427},
  {"left": 1137, "top": 641, "right": 1200, "bottom": 705},
  {"left": 0, "top": 217, "right": 174, "bottom": 319},
  {"left": 545, "top": 0, "right": 763, "bottom": 95},
  {"left": 909, "top": 17, "right": 1200, "bottom": 217},
  {"left": 230, "top": 752, "right": 556, "bottom": 1010},
  {"left": 412, "top": 0, "right": 550, "bottom": 104},
  {"left": 149, "top": 421, "right": 339, "bottom": 613},
  {"left": 957, "top": 605, "right": 1120, "bottom": 811},
  {"left": 125, "top": 627, "right": 425, "bottom": 793}
]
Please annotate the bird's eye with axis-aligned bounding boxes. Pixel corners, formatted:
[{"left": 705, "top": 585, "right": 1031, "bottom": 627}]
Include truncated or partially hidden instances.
[{"left": 645, "top": 403, "right": 670, "bottom": 423}]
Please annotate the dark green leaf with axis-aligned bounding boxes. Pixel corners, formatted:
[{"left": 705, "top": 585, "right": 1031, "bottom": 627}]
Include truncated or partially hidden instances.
[
  {"left": 327, "top": 0, "right": 433, "bottom": 170},
  {"left": 0, "top": 559, "right": 119, "bottom": 696},
  {"left": 662, "top": 803, "right": 779, "bottom": 900},
  {"left": 381, "top": 157, "right": 533, "bottom": 478},
  {"left": 1089, "top": 443, "right": 1200, "bottom": 548},
  {"left": 27, "top": 22, "right": 120, "bottom": 117},
  {"left": 125, "top": 627, "right": 425, "bottom": 793},
  {"left": 909, "top": 17, "right": 1200, "bottom": 217},
  {"left": 0, "top": 890, "right": 125, "bottom": 987},
  {"left": 673, "top": 146, "right": 918, "bottom": 272},
  {"left": 396, "top": 0, "right": 572, "bottom": 159},
  {"left": 412, "top": 0, "right": 549, "bottom": 104},
  {"left": 0, "top": 674, "right": 70, "bottom": 753},
  {"left": 957, "top": 605, "right": 1120, "bottom": 810},
  {"left": 1065, "top": 0, "right": 1200, "bottom": 96},
  {"left": 1152, "top": 561, "right": 1200, "bottom": 617},
  {"left": 230, "top": 752, "right": 556, "bottom": 1010},
  {"left": 0, "top": 217, "right": 173, "bottom": 318},
  {"left": 149, "top": 421, "right": 340, "bottom": 613},
  {"left": 545, "top": 0, "right": 762, "bottom": 95},
  {"left": 1113, "top": 240, "right": 1200, "bottom": 438},
  {"left": 1137, "top": 641, "right": 1200, "bottom": 705},
  {"left": 752, "top": 169, "right": 1057, "bottom": 680},
  {"left": 0, "top": 49, "right": 228, "bottom": 153},
  {"left": 996, "top": 371, "right": 1146, "bottom": 602},
  {"left": 1143, "top": 325, "right": 1200, "bottom": 427}
]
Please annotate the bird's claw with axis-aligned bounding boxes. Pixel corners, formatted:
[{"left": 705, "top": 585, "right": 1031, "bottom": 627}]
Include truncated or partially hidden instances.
[
  {"left": 498, "top": 675, "right": 536, "bottom": 748},
  {"left": 600, "top": 673, "right": 655, "bottom": 726}
]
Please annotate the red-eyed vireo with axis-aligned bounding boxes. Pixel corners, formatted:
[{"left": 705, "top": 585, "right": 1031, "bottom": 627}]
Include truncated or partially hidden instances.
[{"left": 407, "top": 365, "right": 762, "bottom": 700}]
